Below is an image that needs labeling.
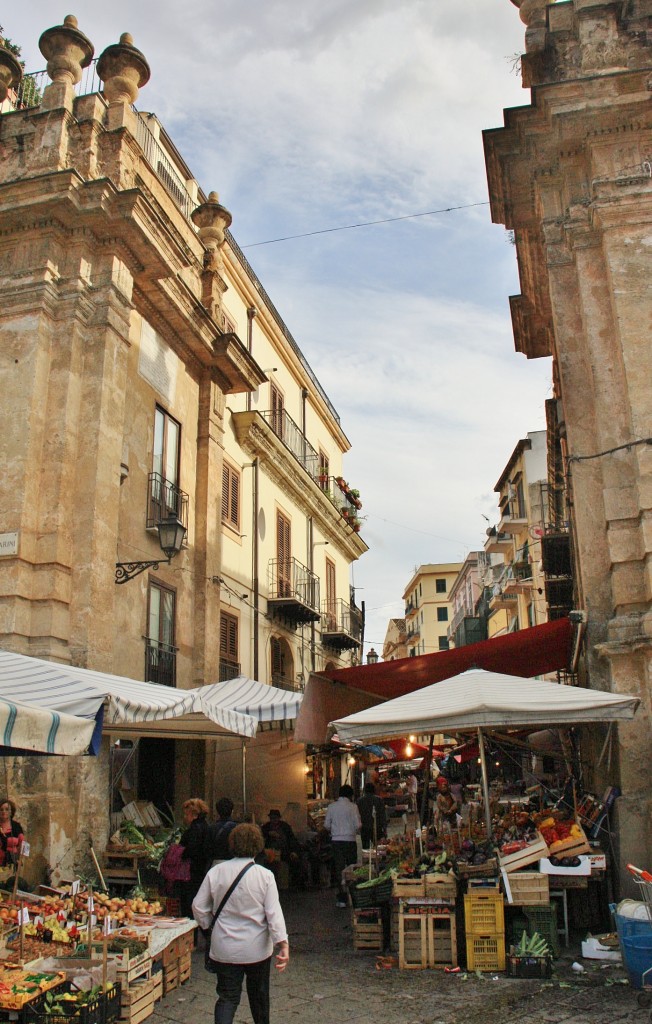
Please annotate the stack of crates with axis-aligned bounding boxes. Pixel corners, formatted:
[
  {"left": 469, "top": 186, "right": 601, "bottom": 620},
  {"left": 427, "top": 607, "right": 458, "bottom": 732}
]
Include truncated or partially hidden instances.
[
  {"left": 464, "top": 891, "right": 506, "bottom": 972},
  {"left": 352, "top": 908, "right": 383, "bottom": 951},
  {"left": 523, "top": 904, "right": 560, "bottom": 958}
]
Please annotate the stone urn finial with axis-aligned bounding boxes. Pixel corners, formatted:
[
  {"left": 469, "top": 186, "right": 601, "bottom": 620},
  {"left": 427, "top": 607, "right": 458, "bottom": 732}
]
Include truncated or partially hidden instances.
[
  {"left": 38, "top": 15, "right": 94, "bottom": 86},
  {"left": 97, "top": 32, "right": 150, "bottom": 105},
  {"left": 0, "top": 40, "right": 23, "bottom": 102},
  {"left": 191, "top": 192, "right": 233, "bottom": 253}
]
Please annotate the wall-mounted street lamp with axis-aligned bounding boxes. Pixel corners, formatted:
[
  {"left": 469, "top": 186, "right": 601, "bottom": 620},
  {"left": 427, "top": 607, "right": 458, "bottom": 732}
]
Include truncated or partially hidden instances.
[
  {"left": 366, "top": 648, "right": 379, "bottom": 665},
  {"left": 115, "top": 515, "right": 187, "bottom": 584}
]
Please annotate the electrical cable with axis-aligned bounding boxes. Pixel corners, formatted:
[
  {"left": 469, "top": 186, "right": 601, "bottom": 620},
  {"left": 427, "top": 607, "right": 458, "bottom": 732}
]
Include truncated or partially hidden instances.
[{"left": 241, "top": 201, "right": 490, "bottom": 249}]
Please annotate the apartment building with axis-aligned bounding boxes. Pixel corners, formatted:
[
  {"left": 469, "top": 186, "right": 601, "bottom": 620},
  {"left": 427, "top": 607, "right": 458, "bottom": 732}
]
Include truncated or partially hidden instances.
[
  {"left": 484, "top": 432, "right": 551, "bottom": 637},
  {"left": 402, "top": 564, "right": 462, "bottom": 656},
  {"left": 382, "top": 618, "right": 408, "bottom": 662},
  {"left": 0, "top": 19, "right": 367, "bottom": 873},
  {"left": 447, "top": 551, "right": 490, "bottom": 649}
]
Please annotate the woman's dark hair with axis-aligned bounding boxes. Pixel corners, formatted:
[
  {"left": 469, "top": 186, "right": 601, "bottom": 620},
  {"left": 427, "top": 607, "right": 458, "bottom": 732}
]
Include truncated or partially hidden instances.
[
  {"left": 0, "top": 799, "right": 16, "bottom": 818},
  {"left": 229, "top": 823, "right": 264, "bottom": 858}
]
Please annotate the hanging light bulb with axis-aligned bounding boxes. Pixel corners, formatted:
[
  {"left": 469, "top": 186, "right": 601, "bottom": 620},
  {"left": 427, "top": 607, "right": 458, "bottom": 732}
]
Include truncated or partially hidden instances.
[
  {"left": 405, "top": 744, "right": 413, "bottom": 757},
  {"left": 409, "top": 735, "right": 416, "bottom": 743}
]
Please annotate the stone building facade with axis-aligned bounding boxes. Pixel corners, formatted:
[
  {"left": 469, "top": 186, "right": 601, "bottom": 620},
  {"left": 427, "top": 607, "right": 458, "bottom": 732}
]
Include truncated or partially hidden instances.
[
  {"left": 484, "top": 0, "right": 652, "bottom": 880},
  {"left": 0, "top": 18, "right": 366, "bottom": 881}
]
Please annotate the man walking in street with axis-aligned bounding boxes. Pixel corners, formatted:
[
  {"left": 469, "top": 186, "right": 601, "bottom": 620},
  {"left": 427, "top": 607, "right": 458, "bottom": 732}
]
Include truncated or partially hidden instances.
[{"left": 324, "top": 784, "right": 361, "bottom": 908}]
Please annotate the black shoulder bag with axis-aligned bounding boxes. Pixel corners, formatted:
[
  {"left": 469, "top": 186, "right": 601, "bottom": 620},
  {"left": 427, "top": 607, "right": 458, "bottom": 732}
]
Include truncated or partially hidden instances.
[{"left": 204, "top": 862, "right": 254, "bottom": 973}]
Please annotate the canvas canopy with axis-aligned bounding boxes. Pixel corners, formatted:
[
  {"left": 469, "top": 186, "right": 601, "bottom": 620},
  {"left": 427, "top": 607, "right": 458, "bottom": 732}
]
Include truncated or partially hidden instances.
[
  {"left": 329, "top": 668, "right": 640, "bottom": 743},
  {"left": 0, "top": 649, "right": 258, "bottom": 745},
  {"left": 199, "top": 676, "right": 303, "bottom": 724},
  {"left": 0, "top": 694, "right": 97, "bottom": 756}
]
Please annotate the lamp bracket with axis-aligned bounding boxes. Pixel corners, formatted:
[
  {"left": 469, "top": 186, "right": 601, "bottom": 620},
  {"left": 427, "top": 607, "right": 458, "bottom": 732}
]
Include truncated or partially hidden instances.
[{"left": 115, "top": 558, "right": 169, "bottom": 584}]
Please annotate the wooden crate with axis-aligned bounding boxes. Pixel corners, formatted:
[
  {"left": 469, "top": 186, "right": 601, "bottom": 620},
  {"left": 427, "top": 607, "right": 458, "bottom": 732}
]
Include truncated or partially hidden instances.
[
  {"left": 423, "top": 873, "right": 457, "bottom": 901},
  {"left": 161, "top": 939, "right": 179, "bottom": 966},
  {"left": 352, "top": 909, "right": 383, "bottom": 952},
  {"left": 392, "top": 877, "right": 425, "bottom": 899},
  {"left": 162, "top": 962, "right": 178, "bottom": 996},
  {"left": 429, "top": 914, "right": 457, "bottom": 969},
  {"left": 399, "top": 913, "right": 428, "bottom": 969},
  {"left": 398, "top": 909, "right": 457, "bottom": 970},
  {"left": 548, "top": 827, "right": 591, "bottom": 858},
  {"left": 457, "top": 858, "right": 498, "bottom": 878},
  {"left": 119, "top": 976, "right": 155, "bottom": 1024},
  {"left": 503, "top": 871, "right": 549, "bottom": 906},
  {"left": 150, "top": 972, "right": 163, "bottom": 1004},
  {"left": 498, "top": 834, "right": 549, "bottom": 874},
  {"left": 177, "top": 931, "right": 194, "bottom": 957},
  {"left": 178, "top": 953, "right": 191, "bottom": 985},
  {"left": 112, "top": 951, "right": 152, "bottom": 986}
]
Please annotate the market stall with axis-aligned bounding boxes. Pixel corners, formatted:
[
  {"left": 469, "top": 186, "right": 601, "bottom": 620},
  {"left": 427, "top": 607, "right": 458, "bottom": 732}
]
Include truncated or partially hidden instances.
[{"left": 329, "top": 669, "right": 639, "bottom": 972}]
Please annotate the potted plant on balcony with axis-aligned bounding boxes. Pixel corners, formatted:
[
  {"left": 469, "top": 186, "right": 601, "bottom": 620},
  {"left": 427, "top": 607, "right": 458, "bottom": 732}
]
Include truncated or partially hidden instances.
[{"left": 349, "top": 488, "right": 362, "bottom": 510}]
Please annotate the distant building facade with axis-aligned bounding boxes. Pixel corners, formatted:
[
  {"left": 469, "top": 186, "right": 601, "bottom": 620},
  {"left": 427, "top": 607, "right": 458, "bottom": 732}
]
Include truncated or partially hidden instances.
[
  {"left": 382, "top": 618, "right": 408, "bottom": 662},
  {"left": 447, "top": 551, "right": 489, "bottom": 649},
  {"left": 402, "top": 564, "right": 463, "bottom": 656}
]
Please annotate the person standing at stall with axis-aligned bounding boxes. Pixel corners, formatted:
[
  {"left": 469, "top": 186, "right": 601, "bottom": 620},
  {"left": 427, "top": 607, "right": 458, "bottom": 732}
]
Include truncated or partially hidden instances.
[
  {"left": 178, "top": 798, "right": 213, "bottom": 919},
  {"left": 0, "top": 799, "right": 24, "bottom": 869},
  {"left": 325, "top": 784, "right": 361, "bottom": 908},
  {"left": 357, "top": 784, "right": 386, "bottom": 850}
]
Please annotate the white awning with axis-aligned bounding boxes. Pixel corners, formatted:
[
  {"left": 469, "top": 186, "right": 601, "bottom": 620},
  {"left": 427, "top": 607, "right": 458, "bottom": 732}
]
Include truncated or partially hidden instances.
[
  {"left": 0, "top": 650, "right": 257, "bottom": 742},
  {"left": 200, "top": 676, "right": 303, "bottom": 723},
  {"left": 329, "top": 668, "right": 640, "bottom": 743},
  {"left": 0, "top": 695, "right": 97, "bottom": 756}
]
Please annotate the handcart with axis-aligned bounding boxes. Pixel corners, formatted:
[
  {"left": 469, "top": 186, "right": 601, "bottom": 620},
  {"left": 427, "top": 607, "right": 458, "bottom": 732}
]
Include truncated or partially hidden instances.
[{"left": 626, "top": 864, "right": 652, "bottom": 1016}]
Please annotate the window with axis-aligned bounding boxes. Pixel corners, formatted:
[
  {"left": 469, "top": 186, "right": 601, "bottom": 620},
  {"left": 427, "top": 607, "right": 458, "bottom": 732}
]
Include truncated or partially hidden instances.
[
  {"left": 145, "top": 580, "right": 176, "bottom": 686},
  {"left": 222, "top": 463, "right": 240, "bottom": 531},
  {"left": 271, "top": 382, "right": 285, "bottom": 438},
  {"left": 325, "top": 558, "right": 337, "bottom": 630},
  {"left": 437, "top": 607, "right": 448, "bottom": 622},
  {"left": 436, "top": 578, "right": 446, "bottom": 594},
  {"left": 318, "top": 451, "right": 329, "bottom": 490},
  {"left": 219, "top": 611, "right": 239, "bottom": 680},
  {"left": 153, "top": 407, "right": 180, "bottom": 489},
  {"left": 438, "top": 636, "right": 450, "bottom": 651},
  {"left": 276, "top": 511, "right": 291, "bottom": 597}
]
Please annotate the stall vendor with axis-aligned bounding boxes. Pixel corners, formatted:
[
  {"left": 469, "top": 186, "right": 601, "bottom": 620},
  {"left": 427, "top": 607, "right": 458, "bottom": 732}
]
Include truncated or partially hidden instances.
[
  {"left": 434, "top": 777, "right": 460, "bottom": 831},
  {"left": 0, "top": 799, "right": 24, "bottom": 868}
]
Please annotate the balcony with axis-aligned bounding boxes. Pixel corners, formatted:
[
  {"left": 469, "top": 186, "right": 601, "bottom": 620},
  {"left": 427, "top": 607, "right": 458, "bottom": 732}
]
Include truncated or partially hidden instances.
[
  {"left": 453, "top": 616, "right": 487, "bottom": 649},
  {"left": 267, "top": 557, "right": 320, "bottom": 628},
  {"left": 147, "top": 473, "right": 189, "bottom": 534},
  {"left": 406, "top": 623, "right": 421, "bottom": 641},
  {"left": 219, "top": 658, "right": 241, "bottom": 682},
  {"left": 545, "top": 577, "right": 574, "bottom": 620},
  {"left": 321, "top": 599, "right": 362, "bottom": 652},
  {"left": 503, "top": 561, "right": 534, "bottom": 596},
  {"left": 261, "top": 409, "right": 320, "bottom": 481},
  {"left": 489, "top": 584, "right": 519, "bottom": 612},
  {"left": 498, "top": 503, "right": 528, "bottom": 535},
  {"left": 144, "top": 639, "right": 176, "bottom": 687},
  {"left": 272, "top": 674, "right": 304, "bottom": 693},
  {"left": 541, "top": 531, "right": 572, "bottom": 577},
  {"left": 484, "top": 527, "right": 512, "bottom": 555}
]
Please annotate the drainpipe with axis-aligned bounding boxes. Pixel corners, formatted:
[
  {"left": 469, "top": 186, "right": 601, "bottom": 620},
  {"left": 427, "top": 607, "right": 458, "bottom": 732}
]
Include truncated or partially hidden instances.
[
  {"left": 246, "top": 306, "right": 257, "bottom": 413},
  {"left": 252, "top": 457, "right": 259, "bottom": 680},
  {"left": 308, "top": 517, "right": 315, "bottom": 674}
]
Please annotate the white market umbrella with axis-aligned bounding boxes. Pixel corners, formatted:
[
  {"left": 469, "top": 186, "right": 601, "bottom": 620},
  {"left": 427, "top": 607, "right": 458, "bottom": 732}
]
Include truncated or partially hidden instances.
[{"left": 329, "top": 668, "right": 640, "bottom": 836}]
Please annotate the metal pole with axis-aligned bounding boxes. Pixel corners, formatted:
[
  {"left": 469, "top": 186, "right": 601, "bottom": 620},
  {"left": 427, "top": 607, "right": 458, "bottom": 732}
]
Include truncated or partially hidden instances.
[
  {"left": 477, "top": 727, "right": 493, "bottom": 839},
  {"left": 420, "top": 734, "right": 435, "bottom": 827},
  {"left": 242, "top": 741, "right": 247, "bottom": 818}
]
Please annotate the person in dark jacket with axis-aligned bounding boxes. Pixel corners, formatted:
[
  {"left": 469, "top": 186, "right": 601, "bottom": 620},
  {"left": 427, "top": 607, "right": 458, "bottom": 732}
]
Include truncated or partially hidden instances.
[
  {"left": 356, "top": 784, "right": 387, "bottom": 849},
  {"left": 178, "top": 798, "right": 212, "bottom": 919},
  {"left": 211, "top": 797, "right": 239, "bottom": 861},
  {"left": 0, "top": 798, "right": 24, "bottom": 868}
]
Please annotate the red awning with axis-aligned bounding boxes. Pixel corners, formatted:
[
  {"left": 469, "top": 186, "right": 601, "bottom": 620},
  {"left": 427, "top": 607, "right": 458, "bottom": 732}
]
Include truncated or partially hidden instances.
[{"left": 295, "top": 617, "right": 574, "bottom": 744}]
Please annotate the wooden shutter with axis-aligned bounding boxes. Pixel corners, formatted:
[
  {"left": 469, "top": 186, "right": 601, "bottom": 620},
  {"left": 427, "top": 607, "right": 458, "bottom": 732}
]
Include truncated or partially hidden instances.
[
  {"left": 220, "top": 612, "right": 238, "bottom": 662},
  {"left": 271, "top": 383, "right": 284, "bottom": 436},
  {"left": 325, "top": 559, "right": 337, "bottom": 630},
  {"left": 277, "top": 511, "right": 291, "bottom": 596},
  {"left": 221, "top": 464, "right": 240, "bottom": 530},
  {"left": 271, "top": 636, "right": 283, "bottom": 678}
]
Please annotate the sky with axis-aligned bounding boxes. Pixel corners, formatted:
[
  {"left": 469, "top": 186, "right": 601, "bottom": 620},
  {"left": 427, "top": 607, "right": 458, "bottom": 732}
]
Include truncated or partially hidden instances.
[{"left": 8, "top": 2, "right": 551, "bottom": 661}]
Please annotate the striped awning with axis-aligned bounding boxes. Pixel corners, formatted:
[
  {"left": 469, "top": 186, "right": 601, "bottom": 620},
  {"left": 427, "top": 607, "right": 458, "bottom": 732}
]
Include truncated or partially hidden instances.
[
  {"left": 0, "top": 650, "right": 257, "bottom": 745},
  {"left": 0, "top": 695, "right": 97, "bottom": 756},
  {"left": 200, "top": 676, "right": 303, "bottom": 723}
]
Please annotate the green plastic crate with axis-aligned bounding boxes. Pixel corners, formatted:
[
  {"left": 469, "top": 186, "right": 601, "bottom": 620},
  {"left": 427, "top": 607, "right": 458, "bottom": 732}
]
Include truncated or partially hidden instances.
[{"left": 523, "top": 903, "right": 560, "bottom": 958}]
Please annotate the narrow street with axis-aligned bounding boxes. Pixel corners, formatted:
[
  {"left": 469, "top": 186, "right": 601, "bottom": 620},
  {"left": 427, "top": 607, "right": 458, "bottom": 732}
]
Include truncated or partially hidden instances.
[{"left": 150, "top": 888, "right": 644, "bottom": 1024}]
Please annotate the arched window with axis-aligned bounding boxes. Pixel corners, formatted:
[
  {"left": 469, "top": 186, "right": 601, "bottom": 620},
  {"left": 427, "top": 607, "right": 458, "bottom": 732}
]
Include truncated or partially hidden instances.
[{"left": 271, "top": 636, "right": 294, "bottom": 690}]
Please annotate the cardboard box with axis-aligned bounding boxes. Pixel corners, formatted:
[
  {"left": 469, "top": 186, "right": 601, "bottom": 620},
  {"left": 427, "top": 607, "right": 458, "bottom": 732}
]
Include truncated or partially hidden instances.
[
  {"left": 588, "top": 853, "right": 607, "bottom": 871},
  {"left": 581, "top": 935, "right": 622, "bottom": 961},
  {"left": 539, "top": 856, "right": 591, "bottom": 876}
]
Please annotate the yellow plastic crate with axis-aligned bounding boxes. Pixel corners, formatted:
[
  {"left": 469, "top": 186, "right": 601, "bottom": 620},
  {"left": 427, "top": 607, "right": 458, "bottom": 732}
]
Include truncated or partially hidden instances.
[
  {"left": 466, "top": 933, "right": 506, "bottom": 972},
  {"left": 464, "top": 892, "right": 505, "bottom": 935}
]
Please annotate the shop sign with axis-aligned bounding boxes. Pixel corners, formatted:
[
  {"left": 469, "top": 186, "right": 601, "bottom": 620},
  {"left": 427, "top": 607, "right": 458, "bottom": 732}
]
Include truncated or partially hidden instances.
[{"left": 0, "top": 532, "right": 18, "bottom": 557}]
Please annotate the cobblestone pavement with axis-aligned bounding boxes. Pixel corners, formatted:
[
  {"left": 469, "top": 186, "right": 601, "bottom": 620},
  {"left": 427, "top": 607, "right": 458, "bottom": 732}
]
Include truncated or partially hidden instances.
[{"left": 151, "top": 889, "right": 647, "bottom": 1024}]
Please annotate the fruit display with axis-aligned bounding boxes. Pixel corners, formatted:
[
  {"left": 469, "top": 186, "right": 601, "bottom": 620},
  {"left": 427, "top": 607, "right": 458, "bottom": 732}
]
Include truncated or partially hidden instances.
[
  {"left": 0, "top": 966, "right": 65, "bottom": 1008},
  {"left": 537, "top": 816, "right": 584, "bottom": 849}
]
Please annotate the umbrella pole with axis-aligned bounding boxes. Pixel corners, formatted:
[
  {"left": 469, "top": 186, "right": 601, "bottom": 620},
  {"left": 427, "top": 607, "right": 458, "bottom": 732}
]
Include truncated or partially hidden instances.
[
  {"left": 242, "top": 741, "right": 247, "bottom": 818},
  {"left": 420, "top": 734, "right": 435, "bottom": 827},
  {"left": 477, "top": 727, "right": 493, "bottom": 840}
]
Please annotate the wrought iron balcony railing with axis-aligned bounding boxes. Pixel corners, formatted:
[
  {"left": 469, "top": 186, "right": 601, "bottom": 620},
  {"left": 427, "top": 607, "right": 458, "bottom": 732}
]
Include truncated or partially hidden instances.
[
  {"left": 261, "top": 409, "right": 320, "bottom": 479},
  {"left": 321, "top": 599, "right": 362, "bottom": 650},
  {"left": 144, "top": 638, "right": 177, "bottom": 687},
  {"left": 272, "top": 674, "right": 304, "bottom": 693},
  {"left": 267, "top": 557, "right": 320, "bottom": 626},
  {"left": 147, "top": 472, "right": 189, "bottom": 533},
  {"left": 219, "top": 658, "right": 241, "bottom": 682}
]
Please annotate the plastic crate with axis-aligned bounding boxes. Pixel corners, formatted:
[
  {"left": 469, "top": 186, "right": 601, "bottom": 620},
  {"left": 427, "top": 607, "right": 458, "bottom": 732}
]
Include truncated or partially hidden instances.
[
  {"left": 349, "top": 879, "right": 393, "bottom": 908},
  {"left": 464, "top": 893, "right": 505, "bottom": 935},
  {"left": 25, "top": 983, "right": 103, "bottom": 1024},
  {"left": 507, "top": 954, "right": 552, "bottom": 979},
  {"left": 523, "top": 904, "right": 559, "bottom": 958},
  {"left": 103, "top": 984, "right": 121, "bottom": 1024},
  {"left": 466, "top": 933, "right": 506, "bottom": 972}
]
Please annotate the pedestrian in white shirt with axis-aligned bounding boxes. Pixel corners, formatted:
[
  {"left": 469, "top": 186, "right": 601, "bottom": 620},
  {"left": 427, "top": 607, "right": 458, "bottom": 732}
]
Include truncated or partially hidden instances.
[
  {"left": 324, "top": 784, "right": 361, "bottom": 907},
  {"left": 193, "top": 824, "right": 289, "bottom": 1024}
]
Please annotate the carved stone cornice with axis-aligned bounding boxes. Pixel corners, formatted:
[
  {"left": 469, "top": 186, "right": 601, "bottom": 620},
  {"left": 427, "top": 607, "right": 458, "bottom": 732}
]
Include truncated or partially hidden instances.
[{"left": 231, "top": 411, "right": 368, "bottom": 561}]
